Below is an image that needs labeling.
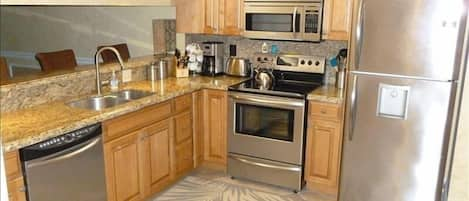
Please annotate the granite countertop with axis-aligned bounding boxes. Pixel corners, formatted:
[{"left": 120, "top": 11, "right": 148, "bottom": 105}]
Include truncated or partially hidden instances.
[
  {"left": 307, "top": 85, "right": 345, "bottom": 104},
  {"left": 1, "top": 76, "right": 343, "bottom": 152}
]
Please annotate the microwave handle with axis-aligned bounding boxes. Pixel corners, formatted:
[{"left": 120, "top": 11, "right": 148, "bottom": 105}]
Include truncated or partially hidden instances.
[{"left": 293, "top": 7, "right": 297, "bottom": 33}]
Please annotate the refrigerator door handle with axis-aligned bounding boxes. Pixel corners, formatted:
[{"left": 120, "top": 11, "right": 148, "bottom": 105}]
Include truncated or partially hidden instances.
[
  {"left": 348, "top": 74, "right": 358, "bottom": 141},
  {"left": 354, "top": 0, "right": 365, "bottom": 70}
]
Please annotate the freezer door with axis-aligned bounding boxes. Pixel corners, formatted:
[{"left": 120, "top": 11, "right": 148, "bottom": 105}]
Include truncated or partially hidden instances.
[
  {"left": 340, "top": 73, "right": 457, "bottom": 201},
  {"left": 349, "top": 0, "right": 467, "bottom": 80}
]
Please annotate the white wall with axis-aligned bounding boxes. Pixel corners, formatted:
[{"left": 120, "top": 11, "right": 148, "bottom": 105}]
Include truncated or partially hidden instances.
[{"left": 0, "top": 6, "right": 175, "bottom": 68}]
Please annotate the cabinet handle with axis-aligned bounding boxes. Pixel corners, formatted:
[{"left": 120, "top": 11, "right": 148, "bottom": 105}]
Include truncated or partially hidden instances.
[
  {"left": 114, "top": 143, "right": 132, "bottom": 151},
  {"left": 19, "top": 186, "right": 26, "bottom": 192},
  {"left": 320, "top": 109, "right": 327, "bottom": 114}
]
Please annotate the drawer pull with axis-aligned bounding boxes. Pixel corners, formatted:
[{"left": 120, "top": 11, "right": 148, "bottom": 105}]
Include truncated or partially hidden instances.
[
  {"left": 320, "top": 109, "right": 327, "bottom": 114},
  {"left": 19, "top": 186, "right": 26, "bottom": 192}
]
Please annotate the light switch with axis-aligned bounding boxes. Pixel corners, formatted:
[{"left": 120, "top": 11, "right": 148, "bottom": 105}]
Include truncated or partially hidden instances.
[{"left": 376, "top": 83, "right": 410, "bottom": 119}]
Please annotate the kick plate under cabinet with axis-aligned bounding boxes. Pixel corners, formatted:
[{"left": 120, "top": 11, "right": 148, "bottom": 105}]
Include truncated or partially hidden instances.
[{"left": 376, "top": 83, "right": 411, "bottom": 120}]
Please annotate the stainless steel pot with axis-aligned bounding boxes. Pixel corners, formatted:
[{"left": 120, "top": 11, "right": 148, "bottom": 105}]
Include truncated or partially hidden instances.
[
  {"left": 148, "top": 60, "right": 168, "bottom": 81},
  {"left": 225, "top": 57, "right": 251, "bottom": 77}
]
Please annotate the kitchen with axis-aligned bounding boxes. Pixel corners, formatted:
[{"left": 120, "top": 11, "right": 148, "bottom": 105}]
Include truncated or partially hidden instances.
[{"left": 0, "top": 0, "right": 468, "bottom": 201}]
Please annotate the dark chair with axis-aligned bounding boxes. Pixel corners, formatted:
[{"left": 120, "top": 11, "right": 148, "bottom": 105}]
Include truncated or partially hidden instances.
[
  {"left": 35, "top": 49, "right": 78, "bottom": 73},
  {"left": 97, "top": 43, "right": 130, "bottom": 64},
  {"left": 0, "top": 57, "right": 10, "bottom": 83}
]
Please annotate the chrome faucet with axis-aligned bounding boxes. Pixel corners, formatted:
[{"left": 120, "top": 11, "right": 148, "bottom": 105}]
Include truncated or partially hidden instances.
[{"left": 95, "top": 47, "right": 126, "bottom": 96}]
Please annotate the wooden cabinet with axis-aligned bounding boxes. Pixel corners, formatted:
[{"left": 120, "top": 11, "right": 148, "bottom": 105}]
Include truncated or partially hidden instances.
[
  {"left": 305, "top": 101, "right": 344, "bottom": 196},
  {"left": 202, "top": 89, "right": 227, "bottom": 165},
  {"left": 176, "top": 0, "right": 243, "bottom": 35},
  {"left": 140, "top": 119, "right": 173, "bottom": 195},
  {"left": 4, "top": 151, "right": 26, "bottom": 201},
  {"left": 175, "top": 0, "right": 204, "bottom": 33},
  {"left": 322, "top": 0, "right": 353, "bottom": 40},
  {"left": 7, "top": 177, "right": 27, "bottom": 201},
  {"left": 193, "top": 91, "right": 204, "bottom": 167},
  {"left": 104, "top": 130, "right": 144, "bottom": 201},
  {"left": 174, "top": 110, "right": 194, "bottom": 177}
]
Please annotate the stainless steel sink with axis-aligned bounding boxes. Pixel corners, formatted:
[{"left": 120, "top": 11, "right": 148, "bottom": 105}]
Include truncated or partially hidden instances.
[
  {"left": 67, "top": 89, "right": 154, "bottom": 111},
  {"left": 115, "top": 89, "right": 154, "bottom": 101}
]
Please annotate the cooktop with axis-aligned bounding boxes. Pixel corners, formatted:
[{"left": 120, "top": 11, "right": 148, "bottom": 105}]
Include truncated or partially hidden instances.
[{"left": 229, "top": 70, "right": 324, "bottom": 99}]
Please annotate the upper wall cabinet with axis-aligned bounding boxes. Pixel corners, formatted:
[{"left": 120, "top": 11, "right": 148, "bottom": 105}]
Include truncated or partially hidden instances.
[
  {"left": 176, "top": 0, "right": 242, "bottom": 35},
  {"left": 0, "top": 0, "right": 174, "bottom": 6},
  {"left": 322, "top": 0, "right": 353, "bottom": 41}
]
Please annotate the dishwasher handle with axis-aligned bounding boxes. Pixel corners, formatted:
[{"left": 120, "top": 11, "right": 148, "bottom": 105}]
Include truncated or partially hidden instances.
[{"left": 26, "top": 136, "right": 101, "bottom": 169}]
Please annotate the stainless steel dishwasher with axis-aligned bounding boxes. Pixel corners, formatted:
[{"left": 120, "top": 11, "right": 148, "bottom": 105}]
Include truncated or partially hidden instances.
[{"left": 20, "top": 123, "right": 107, "bottom": 201}]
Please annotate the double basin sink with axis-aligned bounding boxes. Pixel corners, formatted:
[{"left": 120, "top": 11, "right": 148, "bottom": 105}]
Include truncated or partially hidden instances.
[{"left": 67, "top": 89, "right": 154, "bottom": 111}]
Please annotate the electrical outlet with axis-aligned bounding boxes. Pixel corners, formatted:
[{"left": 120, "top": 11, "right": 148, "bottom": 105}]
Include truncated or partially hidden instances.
[{"left": 122, "top": 69, "right": 132, "bottom": 82}]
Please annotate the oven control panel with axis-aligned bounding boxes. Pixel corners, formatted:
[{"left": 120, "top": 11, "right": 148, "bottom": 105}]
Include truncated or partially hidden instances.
[
  {"left": 276, "top": 55, "right": 326, "bottom": 74},
  {"left": 252, "top": 53, "right": 325, "bottom": 74}
]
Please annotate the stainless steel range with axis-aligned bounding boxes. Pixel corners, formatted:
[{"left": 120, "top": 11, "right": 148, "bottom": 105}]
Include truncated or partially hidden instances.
[{"left": 227, "top": 53, "right": 326, "bottom": 192}]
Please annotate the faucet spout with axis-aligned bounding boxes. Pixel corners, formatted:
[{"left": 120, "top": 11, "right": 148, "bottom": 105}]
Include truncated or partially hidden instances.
[{"left": 95, "top": 47, "right": 127, "bottom": 96}]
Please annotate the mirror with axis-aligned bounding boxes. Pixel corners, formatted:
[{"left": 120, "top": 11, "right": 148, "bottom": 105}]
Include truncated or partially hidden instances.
[{"left": 0, "top": 6, "right": 176, "bottom": 85}]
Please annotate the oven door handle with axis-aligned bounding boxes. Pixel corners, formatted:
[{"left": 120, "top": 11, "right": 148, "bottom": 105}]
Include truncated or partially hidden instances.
[
  {"left": 229, "top": 94, "right": 304, "bottom": 107},
  {"left": 229, "top": 155, "right": 301, "bottom": 172}
]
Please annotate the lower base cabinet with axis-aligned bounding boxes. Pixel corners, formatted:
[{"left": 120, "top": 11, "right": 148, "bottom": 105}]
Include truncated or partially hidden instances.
[
  {"left": 7, "top": 177, "right": 27, "bottom": 201},
  {"left": 104, "top": 130, "right": 144, "bottom": 201},
  {"left": 305, "top": 101, "right": 344, "bottom": 197},
  {"left": 202, "top": 89, "right": 227, "bottom": 165},
  {"left": 104, "top": 96, "right": 194, "bottom": 201}
]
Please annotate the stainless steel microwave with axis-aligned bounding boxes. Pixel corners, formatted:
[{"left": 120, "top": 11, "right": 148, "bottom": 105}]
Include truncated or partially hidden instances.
[{"left": 242, "top": 0, "right": 323, "bottom": 42}]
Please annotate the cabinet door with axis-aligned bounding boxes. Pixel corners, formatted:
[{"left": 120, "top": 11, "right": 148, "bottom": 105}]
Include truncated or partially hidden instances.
[
  {"left": 175, "top": 0, "right": 204, "bottom": 33},
  {"left": 175, "top": 139, "right": 194, "bottom": 177},
  {"left": 7, "top": 177, "right": 26, "bottom": 201},
  {"left": 203, "top": 89, "right": 227, "bottom": 165},
  {"left": 219, "top": 0, "right": 243, "bottom": 35},
  {"left": 193, "top": 91, "right": 204, "bottom": 167},
  {"left": 203, "top": 0, "right": 219, "bottom": 34},
  {"left": 322, "top": 0, "right": 353, "bottom": 40},
  {"left": 141, "top": 118, "right": 173, "bottom": 196},
  {"left": 174, "top": 111, "right": 193, "bottom": 145},
  {"left": 305, "top": 119, "right": 342, "bottom": 195},
  {"left": 104, "top": 131, "right": 143, "bottom": 201}
]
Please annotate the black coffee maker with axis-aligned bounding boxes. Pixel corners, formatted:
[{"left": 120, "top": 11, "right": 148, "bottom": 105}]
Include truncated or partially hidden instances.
[{"left": 201, "top": 41, "right": 224, "bottom": 76}]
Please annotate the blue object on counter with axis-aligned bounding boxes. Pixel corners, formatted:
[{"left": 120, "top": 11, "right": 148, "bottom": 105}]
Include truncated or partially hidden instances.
[
  {"left": 329, "top": 57, "right": 338, "bottom": 67},
  {"left": 271, "top": 45, "right": 279, "bottom": 54}
]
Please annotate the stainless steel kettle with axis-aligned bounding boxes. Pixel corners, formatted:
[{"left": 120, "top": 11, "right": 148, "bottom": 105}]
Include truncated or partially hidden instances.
[
  {"left": 254, "top": 68, "right": 274, "bottom": 90},
  {"left": 225, "top": 57, "right": 251, "bottom": 77}
]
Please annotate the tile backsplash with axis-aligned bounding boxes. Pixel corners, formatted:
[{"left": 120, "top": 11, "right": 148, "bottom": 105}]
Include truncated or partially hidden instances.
[{"left": 186, "top": 34, "right": 348, "bottom": 84}]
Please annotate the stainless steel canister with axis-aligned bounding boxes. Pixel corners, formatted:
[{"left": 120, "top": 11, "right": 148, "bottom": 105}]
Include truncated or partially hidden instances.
[{"left": 148, "top": 60, "right": 168, "bottom": 81}]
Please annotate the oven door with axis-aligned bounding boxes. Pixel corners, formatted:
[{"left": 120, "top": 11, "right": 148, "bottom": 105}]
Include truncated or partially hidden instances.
[
  {"left": 228, "top": 92, "right": 306, "bottom": 165},
  {"left": 243, "top": 3, "right": 302, "bottom": 41}
]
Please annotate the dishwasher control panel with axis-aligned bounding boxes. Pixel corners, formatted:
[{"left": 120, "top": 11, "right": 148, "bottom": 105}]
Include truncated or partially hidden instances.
[{"left": 20, "top": 123, "right": 102, "bottom": 161}]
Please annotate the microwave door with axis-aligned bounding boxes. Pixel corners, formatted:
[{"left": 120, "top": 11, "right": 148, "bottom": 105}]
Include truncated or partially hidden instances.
[{"left": 243, "top": 6, "right": 302, "bottom": 40}]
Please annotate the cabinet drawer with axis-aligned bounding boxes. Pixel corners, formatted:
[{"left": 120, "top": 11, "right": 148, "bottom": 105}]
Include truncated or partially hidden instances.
[
  {"left": 174, "top": 111, "right": 193, "bottom": 145},
  {"left": 175, "top": 139, "right": 193, "bottom": 176},
  {"left": 5, "top": 151, "right": 22, "bottom": 181},
  {"left": 103, "top": 101, "right": 172, "bottom": 142},
  {"left": 174, "top": 94, "right": 192, "bottom": 114},
  {"left": 309, "top": 101, "right": 341, "bottom": 121}
]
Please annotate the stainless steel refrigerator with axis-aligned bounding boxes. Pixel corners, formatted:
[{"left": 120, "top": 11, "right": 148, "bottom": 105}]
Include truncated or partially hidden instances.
[{"left": 340, "top": 0, "right": 468, "bottom": 201}]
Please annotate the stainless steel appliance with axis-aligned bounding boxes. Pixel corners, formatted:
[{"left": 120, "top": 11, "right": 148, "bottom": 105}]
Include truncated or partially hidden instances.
[
  {"left": 20, "top": 123, "right": 107, "bottom": 201},
  {"left": 228, "top": 54, "right": 326, "bottom": 191},
  {"left": 201, "top": 41, "right": 224, "bottom": 76},
  {"left": 341, "top": 0, "right": 468, "bottom": 200},
  {"left": 225, "top": 57, "right": 251, "bottom": 77},
  {"left": 243, "top": 0, "right": 323, "bottom": 42}
]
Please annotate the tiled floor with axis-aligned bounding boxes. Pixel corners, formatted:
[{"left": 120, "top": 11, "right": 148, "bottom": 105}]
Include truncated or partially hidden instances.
[{"left": 151, "top": 167, "right": 336, "bottom": 201}]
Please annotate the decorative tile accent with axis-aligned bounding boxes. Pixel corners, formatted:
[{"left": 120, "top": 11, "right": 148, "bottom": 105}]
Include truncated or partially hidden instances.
[{"left": 153, "top": 19, "right": 176, "bottom": 54}]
